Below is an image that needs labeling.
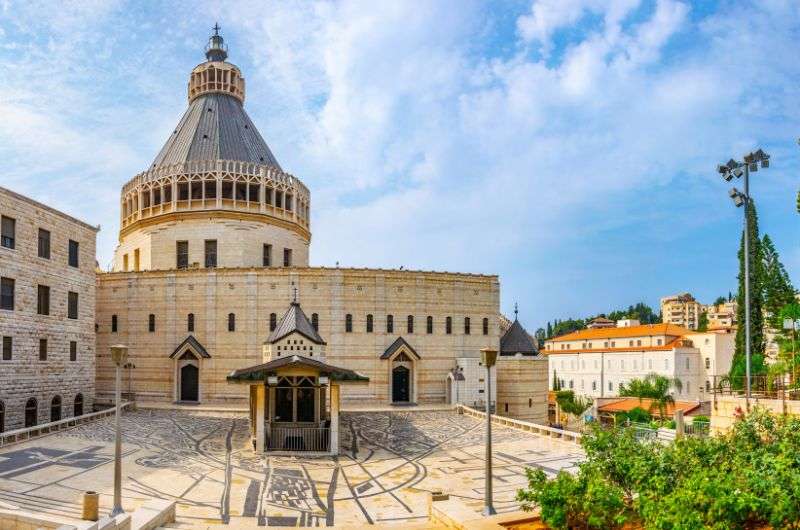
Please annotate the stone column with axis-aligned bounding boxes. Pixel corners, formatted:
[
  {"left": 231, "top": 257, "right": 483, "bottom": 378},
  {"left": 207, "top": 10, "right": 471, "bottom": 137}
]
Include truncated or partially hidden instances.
[
  {"left": 330, "top": 384, "right": 340, "bottom": 455},
  {"left": 674, "top": 409, "right": 685, "bottom": 439},
  {"left": 255, "top": 384, "right": 266, "bottom": 453}
]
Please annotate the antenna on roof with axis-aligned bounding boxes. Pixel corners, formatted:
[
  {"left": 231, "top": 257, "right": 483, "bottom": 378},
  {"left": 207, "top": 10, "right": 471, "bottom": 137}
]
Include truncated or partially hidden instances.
[
  {"left": 292, "top": 286, "right": 298, "bottom": 304},
  {"left": 514, "top": 302, "right": 519, "bottom": 319}
]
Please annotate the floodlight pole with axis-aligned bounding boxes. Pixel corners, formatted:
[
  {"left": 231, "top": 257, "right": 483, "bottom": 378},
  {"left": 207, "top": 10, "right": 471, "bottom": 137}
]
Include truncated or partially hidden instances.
[
  {"left": 743, "top": 162, "right": 751, "bottom": 404},
  {"left": 481, "top": 347, "right": 498, "bottom": 517}
]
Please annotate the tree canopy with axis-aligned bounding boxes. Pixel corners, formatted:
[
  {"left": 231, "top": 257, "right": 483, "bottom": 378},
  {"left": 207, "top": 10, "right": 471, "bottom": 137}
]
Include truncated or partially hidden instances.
[{"left": 517, "top": 408, "right": 800, "bottom": 529}]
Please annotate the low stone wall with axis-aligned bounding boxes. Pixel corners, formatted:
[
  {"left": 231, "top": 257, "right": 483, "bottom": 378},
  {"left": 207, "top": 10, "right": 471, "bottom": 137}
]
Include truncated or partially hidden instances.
[
  {"left": 0, "top": 499, "right": 173, "bottom": 530},
  {"left": 430, "top": 496, "right": 547, "bottom": 529},
  {"left": 458, "top": 405, "right": 582, "bottom": 444},
  {"left": 711, "top": 394, "right": 800, "bottom": 433}
]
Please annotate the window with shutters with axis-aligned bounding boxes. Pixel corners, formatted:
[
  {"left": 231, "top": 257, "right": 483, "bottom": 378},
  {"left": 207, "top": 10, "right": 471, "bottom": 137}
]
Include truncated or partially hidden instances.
[
  {"left": 1, "top": 216, "right": 15, "bottom": 249},
  {"left": 176, "top": 241, "right": 188, "bottom": 269},
  {"left": 68, "top": 292, "right": 78, "bottom": 319},
  {"left": 1, "top": 278, "right": 14, "bottom": 311},
  {"left": 37, "top": 285, "right": 50, "bottom": 315},
  {"left": 38, "top": 229, "right": 50, "bottom": 259},
  {"left": 68, "top": 240, "right": 79, "bottom": 267}
]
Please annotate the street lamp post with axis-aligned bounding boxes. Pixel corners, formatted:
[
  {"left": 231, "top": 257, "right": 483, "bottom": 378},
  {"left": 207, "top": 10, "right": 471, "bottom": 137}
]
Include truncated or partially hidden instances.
[
  {"left": 480, "top": 347, "right": 498, "bottom": 517},
  {"left": 717, "top": 149, "right": 770, "bottom": 403},
  {"left": 110, "top": 345, "right": 129, "bottom": 517}
]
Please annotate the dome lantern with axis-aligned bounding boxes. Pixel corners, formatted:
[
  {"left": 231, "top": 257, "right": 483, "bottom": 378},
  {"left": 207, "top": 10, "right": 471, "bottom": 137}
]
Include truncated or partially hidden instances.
[{"left": 205, "top": 23, "right": 228, "bottom": 62}]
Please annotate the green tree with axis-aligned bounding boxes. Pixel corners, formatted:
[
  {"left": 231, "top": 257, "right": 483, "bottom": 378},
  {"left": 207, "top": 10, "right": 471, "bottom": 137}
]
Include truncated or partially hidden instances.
[
  {"left": 552, "top": 370, "right": 561, "bottom": 391},
  {"left": 761, "top": 234, "right": 795, "bottom": 327},
  {"left": 618, "top": 373, "right": 682, "bottom": 419},
  {"left": 731, "top": 201, "right": 767, "bottom": 384},
  {"left": 697, "top": 312, "right": 708, "bottom": 332},
  {"left": 713, "top": 295, "right": 727, "bottom": 306},
  {"left": 555, "top": 390, "right": 592, "bottom": 428},
  {"left": 517, "top": 408, "right": 800, "bottom": 529},
  {"left": 534, "top": 328, "right": 546, "bottom": 348},
  {"left": 777, "top": 302, "right": 800, "bottom": 384}
]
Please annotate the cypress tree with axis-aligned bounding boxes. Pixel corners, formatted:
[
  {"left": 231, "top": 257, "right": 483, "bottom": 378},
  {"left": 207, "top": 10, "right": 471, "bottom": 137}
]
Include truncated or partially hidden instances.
[
  {"left": 761, "top": 234, "right": 795, "bottom": 327},
  {"left": 731, "top": 201, "right": 766, "bottom": 383}
]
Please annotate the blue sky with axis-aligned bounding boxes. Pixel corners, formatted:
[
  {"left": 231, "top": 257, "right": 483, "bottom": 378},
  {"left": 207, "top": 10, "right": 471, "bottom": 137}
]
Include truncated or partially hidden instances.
[{"left": 0, "top": 0, "right": 798, "bottom": 334}]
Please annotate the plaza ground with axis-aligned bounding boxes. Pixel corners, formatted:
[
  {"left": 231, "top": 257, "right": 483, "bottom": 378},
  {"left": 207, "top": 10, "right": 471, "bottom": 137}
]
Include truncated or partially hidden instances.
[{"left": 0, "top": 410, "right": 583, "bottom": 528}]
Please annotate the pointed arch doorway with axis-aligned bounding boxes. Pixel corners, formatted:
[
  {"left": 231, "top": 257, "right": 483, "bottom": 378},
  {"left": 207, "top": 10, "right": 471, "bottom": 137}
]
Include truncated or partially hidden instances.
[
  {"left": 170, "top": 336, "right": 211, "bottom": 404},
  {"left": 381, "top": 337, "right": 421, "bottom": 405}
]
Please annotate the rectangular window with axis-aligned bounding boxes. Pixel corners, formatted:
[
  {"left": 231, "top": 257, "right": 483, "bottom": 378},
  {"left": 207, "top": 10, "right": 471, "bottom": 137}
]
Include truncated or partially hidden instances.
[
  {"left": 2, "top": 336, "right": 11, "bottom": 360},
  {"left": 387, "top": 315, "right": 394, "bottom": 333},
  {"left": 111, "top": 314, "right": 118, "bottom": 333},
  {"left": 39, "top": 338, "right": 47, "bottom": 361},
  {"left": 134, "top": 249, "right": 140, "bottom": 271},
  {"left": 464, "top": 317, "right": 471, "bottom": 335},
  {"left": 37, "top": 285, "right": 50, "bottom": 315},
  {"left": 69, "top": 341, "right": 77, "bottom": 362},
  {"left": 263, "top": 244, "right": 272, "bottom": 267},
  {"left": 176, "top": 241, "right": 188, "bottom": 269},
  {"left": 68, "top": 240, "right": 79, "bottom": 267},
  {"left": 205, "top": 240, "right": 217, "bottom": 268},
  {"left": 148, "top": 314, "right": 155, "bottom": 332},
  {"left": 283, "top": 248, "right": 292, "bottom": 267},
  {"left": 68, "top": 292, "right": 78, "bottom": 319},
  {"left": 0, "top": 277, "right": 14, "bottom": 310},
  {"left": 1, "top": 216, "right": 15, "bottom": 249},
  {"left": 123, "top": 254, "right": 129, "bottom": 271},
  {"left": 38, "top": 229, "right": 51, "bottom": 259}
]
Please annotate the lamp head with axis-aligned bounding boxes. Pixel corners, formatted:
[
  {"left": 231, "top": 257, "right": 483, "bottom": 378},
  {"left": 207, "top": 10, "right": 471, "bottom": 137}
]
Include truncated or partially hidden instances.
[
  {"left": 480, "top": 347, "right": 498, "bottom": 368},
  {"left": 110, "top": 344, "right": 129, "bottom": 366}
]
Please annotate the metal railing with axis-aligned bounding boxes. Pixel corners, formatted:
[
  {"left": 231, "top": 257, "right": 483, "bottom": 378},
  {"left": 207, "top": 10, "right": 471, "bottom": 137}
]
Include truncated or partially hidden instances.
[
  {"left": 685, "top": 421, "right": 710, "bottom": 437},
  {"left": 711, "top": 375, "right": 800, "bottom": 401},
  {"left": 267, "top": 425, "right": 330, "bottom": 452},
  {"left": 0, "top": 403, "right": 129, "bottom": 448}
]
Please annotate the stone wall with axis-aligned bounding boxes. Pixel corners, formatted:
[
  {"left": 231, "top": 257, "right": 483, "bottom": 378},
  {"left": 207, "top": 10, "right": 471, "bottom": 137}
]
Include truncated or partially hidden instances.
[
  {"left": 0, "top": 186, "right": 98, "bottom": 431},
  {"left": 95, "top": 267, "right": 500, "bottom": 405},
  {"left": 495, "top": 356, "right": 549, "bottom": 423},
  {"left": 711, "top": 394, "right": 800, "bottom": 433}
]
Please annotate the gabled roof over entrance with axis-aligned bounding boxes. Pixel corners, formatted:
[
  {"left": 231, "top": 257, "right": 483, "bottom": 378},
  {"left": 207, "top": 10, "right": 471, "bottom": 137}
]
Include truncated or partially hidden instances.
[
  {"left": 170, "top": 335, "right": 211, "bottom": 359},
  {"left": 226, "top": 355, "right": 368, "bottom": 383},
  {"left": 267, "top": 302, "right": 326, "bottom": 345},
  {"left": 380, "top": 337, "right": 420, "bottom": 360}
]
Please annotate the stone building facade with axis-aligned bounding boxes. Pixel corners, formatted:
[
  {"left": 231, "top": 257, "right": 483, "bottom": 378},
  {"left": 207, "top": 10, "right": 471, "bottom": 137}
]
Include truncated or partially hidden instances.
[
  {"left": 92, "top": 31, "right": 511, "bottom": 408},
  {"left": 0, "top": 186, "right": 98, "bottom": 431}
]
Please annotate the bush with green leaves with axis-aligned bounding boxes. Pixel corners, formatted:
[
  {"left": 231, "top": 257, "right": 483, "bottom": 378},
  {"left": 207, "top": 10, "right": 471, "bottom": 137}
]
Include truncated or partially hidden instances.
[{"left": 517, "top": 408, "right": 800, "bottom": 529}]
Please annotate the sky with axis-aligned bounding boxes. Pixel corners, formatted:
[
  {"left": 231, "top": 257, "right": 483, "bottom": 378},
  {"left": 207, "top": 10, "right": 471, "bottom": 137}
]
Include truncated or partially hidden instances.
[{"left": 0, "top": 0, "right": 798, "bottom": 334}]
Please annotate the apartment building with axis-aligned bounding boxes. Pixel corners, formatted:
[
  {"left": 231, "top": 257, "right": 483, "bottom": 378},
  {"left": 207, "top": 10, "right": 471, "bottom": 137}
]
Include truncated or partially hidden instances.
[
  {"left": 707, "top": 300, "right": 737, "bottom": 330},
  {"left": 0, "top": 187, "right": 99, "bottom": 431},
  {"left": 544, "top": 321, "right": 734, "bottom": 401},
  {"left": 660, "top": 292, "right": 704, "bottom": 330}
]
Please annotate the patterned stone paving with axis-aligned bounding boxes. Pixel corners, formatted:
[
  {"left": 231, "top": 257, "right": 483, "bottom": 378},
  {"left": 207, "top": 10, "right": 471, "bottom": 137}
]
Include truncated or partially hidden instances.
[{"left": 0, "top": 410, "right": 583, "bottom": 527}]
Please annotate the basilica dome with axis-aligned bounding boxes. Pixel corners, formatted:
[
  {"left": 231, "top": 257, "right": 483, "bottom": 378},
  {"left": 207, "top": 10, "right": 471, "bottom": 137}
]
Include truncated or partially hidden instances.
[{"left": 112, "top": 27, "right": 310, "bottom": 273}]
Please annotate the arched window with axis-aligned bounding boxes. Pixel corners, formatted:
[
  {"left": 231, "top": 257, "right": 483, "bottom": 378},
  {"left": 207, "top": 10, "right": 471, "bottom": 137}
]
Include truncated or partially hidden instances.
[
  {"left": 426, "top": 316, "right": 433, "bottom": 334},
  {"left": 269, "top": 313, "right": 277, "bottom": 332},
  {"left": 445, "top": 316, "right": 452, "bottom": 335},
  {"left": 387, "top": 314, "right": 394, "bottom": 334},
  {"left": 111, "top": 314, "right": 118, "bottom": 333},
  {"left": 25, "top": 398, "right": 37, "bottom": 428},
  {"left": 345, "top": 314, "right": 353, "bottom": 333},
  {"left": 0, "top": 400, "right": 4, "bottom": 433},
  {"left": 407, "top": 315, "right": 414, "bottom": 334},
  {"left": 366, "top": 314, "right": 373, "bottom": 333},
  {"left": 311, "top": 313, "right": 319, "bottom": 331},
  {"left": 228, "top": 313, "right": 236, "bottom": 332},
  {"left": 188, "top": 313, "right": 194, "bottom": 332},
  {"left": 482, "top": 317, "right": 489, "bottom": 335},
  {"left": 74, "top": 394, "right": 84, "bottom": 417},
  {"left": 50, "top": 395, "right": 62, "bottom": 422},
  {"left": 148, "top": 314, "right": 155, "bottom": 332},
  {"left": 464, "top": 317, "right": 471, "bottom": 335}
]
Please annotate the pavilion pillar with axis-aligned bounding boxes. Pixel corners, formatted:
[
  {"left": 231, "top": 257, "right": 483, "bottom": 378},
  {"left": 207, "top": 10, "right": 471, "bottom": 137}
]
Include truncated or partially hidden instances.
[
  {"left": 255, "top": 384, "right": 266, "bottom": 453},
  {"left": 330, "top": 384, "right": 340, "bottom": 455}
]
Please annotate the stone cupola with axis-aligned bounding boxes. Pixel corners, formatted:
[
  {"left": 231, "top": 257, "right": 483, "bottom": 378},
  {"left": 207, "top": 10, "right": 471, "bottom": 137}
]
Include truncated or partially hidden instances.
[{"left": 188, "top": 24, "right": 246, "bottom": 104}]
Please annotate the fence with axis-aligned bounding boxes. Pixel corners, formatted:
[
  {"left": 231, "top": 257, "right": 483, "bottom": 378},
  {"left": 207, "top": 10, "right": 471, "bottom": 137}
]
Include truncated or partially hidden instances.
[
  {"left": 457, "top": 405, "right": 582, "bottom": 443},
  {"left": 712, "top": 375, "right": 800, "bottom": 401},
  {"left": 0, "top": 403, "right": 130, "bottom": 448},
  {"left": 266, "top": 425, "right": 330, "bottom": 452}
]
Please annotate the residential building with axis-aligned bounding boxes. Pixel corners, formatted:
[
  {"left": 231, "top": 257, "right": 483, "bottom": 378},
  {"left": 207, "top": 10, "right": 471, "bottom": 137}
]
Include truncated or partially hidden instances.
[
  {"left": 660, "top": 292, "right": 703, "bottom": 330},
  {"left": 0, "top": 186, "right": 98, "bottom": 431},
  {"left": 586, "top": 317, "right": 615, "bottom": 329},
  {"left": 707, "top": 300, "right": 736, "bottom": 330},
  {"left": 544, "top": 321, "right": 734, "bottom": 401}
]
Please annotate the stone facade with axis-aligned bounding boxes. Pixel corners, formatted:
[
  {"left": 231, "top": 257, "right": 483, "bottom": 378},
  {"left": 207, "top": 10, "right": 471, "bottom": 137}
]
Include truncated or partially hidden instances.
[
  {"left": 0, "top": 186, "right": 98, "bottom": 431},
  {"left": 95, "top": 267, "right": 499, "bottom": 405},
  {"left": 496, "top": 356, "right": 549, "bottom": 423}
]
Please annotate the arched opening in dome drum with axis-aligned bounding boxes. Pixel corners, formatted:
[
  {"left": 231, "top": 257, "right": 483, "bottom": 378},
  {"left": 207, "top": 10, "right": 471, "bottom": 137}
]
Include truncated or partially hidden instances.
[
  {"left": 235, "top": 182, "right": 247, "bottom": 201},
  {"left": 248, "top": 184, "right": 260, "bottom": 202},
  {"left": 178, "top": 183, "right": 189, "bottom": 201},
  {"left": 222, "top": 181, "right": 233, "bottom": 199},
  {"left": 191, "top": 182, "right": 202, "bottom": 200},
  {"left": 204, "top": 180, "right": 216, "bottom": 198}
]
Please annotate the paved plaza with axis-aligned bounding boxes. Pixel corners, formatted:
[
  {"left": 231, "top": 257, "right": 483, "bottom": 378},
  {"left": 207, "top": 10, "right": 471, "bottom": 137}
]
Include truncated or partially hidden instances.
[{"left": 0, "top": 410, "right": 583, "bottom": 527}]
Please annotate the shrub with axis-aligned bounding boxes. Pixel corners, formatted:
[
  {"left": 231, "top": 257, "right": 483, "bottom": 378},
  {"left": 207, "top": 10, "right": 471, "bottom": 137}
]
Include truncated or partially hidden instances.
[
  {"left": 517, "top": 408, "right": 800, "bottom": 529},
  {"left": 691, "top": 415, "right": 710, "bottom": 424}
]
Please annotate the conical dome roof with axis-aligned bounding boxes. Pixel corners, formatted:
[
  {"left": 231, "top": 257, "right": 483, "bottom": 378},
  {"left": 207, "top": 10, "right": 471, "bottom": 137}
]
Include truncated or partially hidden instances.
[
  {"left": 150, "top": 27, "right": 281, "bottom": 170},
  {"left": 500, "top": 306, "right": 538, "bottom": 356}
]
